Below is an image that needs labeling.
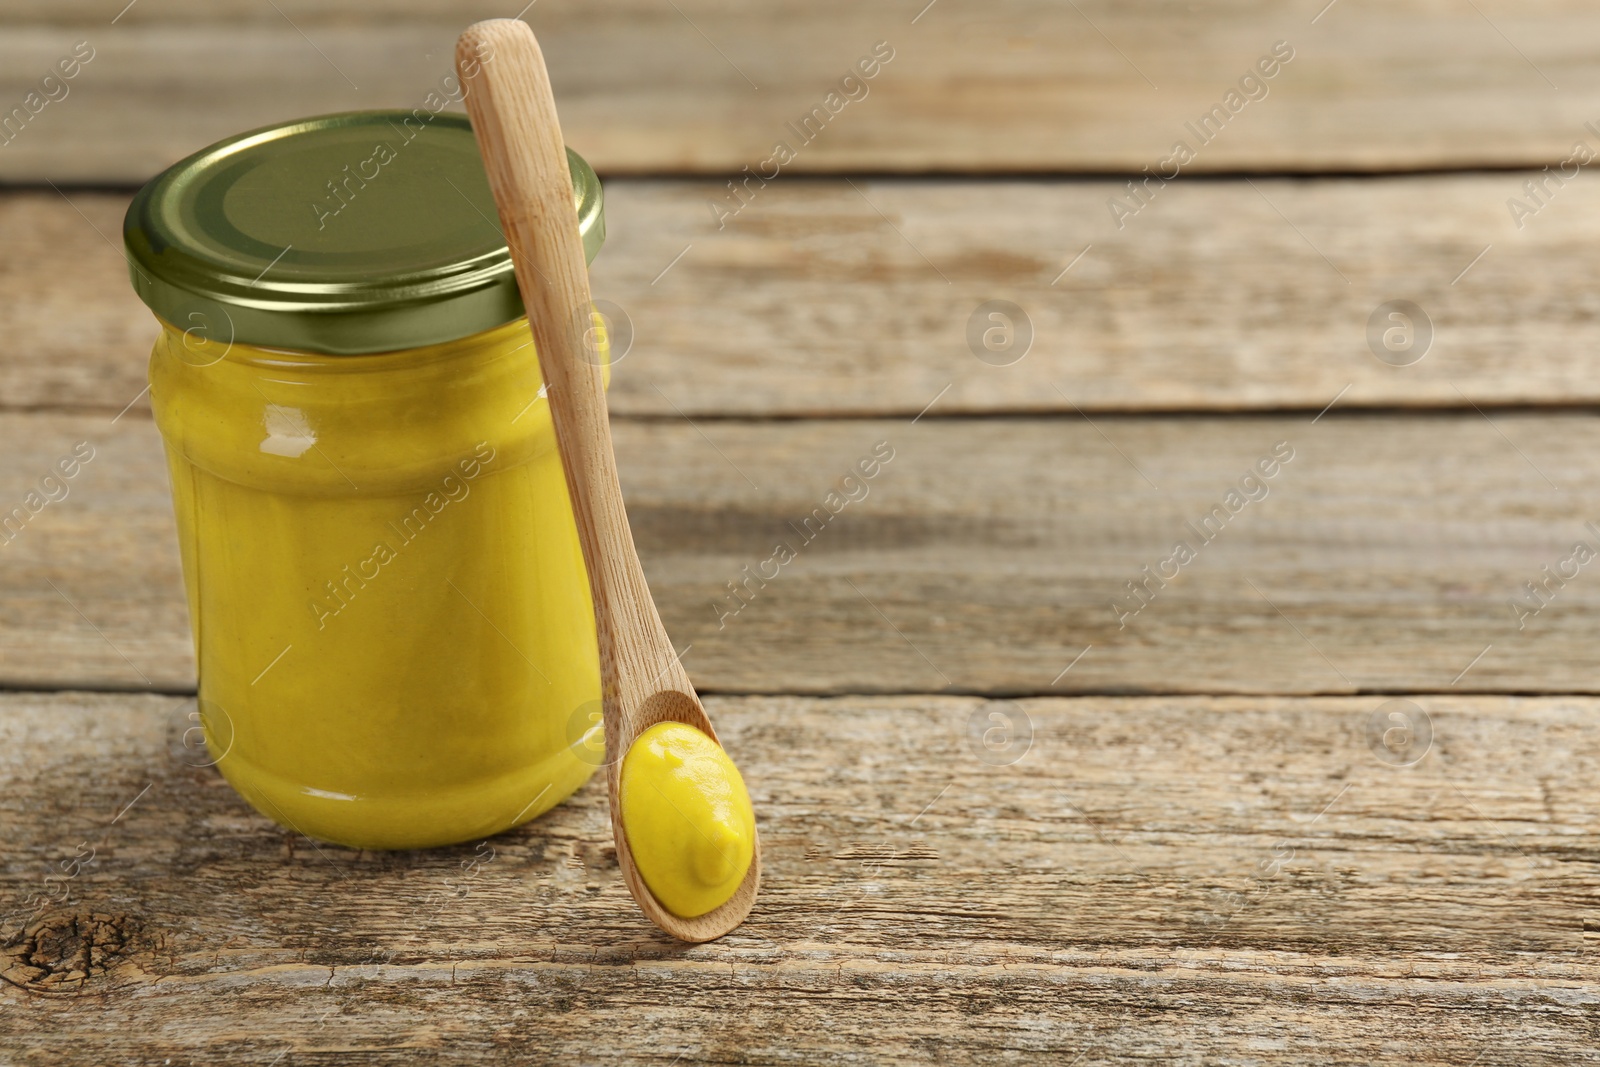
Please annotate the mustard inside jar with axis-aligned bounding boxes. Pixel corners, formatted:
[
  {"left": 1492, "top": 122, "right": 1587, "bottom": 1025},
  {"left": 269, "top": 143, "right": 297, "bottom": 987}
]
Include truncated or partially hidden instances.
[{"left": 123, "top": 111, "right": 610, "bottom": 850}]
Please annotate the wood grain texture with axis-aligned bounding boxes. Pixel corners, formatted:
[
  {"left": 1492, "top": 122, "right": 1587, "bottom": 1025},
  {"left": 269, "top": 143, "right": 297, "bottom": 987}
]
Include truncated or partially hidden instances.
[
  {"left": 3, "top": 1, "right": 1600, "bottom": 181},
  {"left": 4, "top": 408, "right": 1600, "bottom": 696},
  {"left": 6, "top": 172, "right": 1600, "bottom": 420},
  {"left": 1, "top": 691, "right": 1594, "bottom": 1063}
]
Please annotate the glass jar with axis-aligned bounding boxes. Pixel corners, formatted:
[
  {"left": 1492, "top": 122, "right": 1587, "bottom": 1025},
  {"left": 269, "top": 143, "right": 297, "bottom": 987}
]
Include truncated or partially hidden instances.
[{"left": 123, "top": 111, "right": 609, "bottom": 849}]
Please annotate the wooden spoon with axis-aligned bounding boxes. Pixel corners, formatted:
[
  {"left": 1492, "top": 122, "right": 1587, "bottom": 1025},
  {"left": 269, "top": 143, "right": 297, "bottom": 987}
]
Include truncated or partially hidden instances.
[{"left": 456, "top": 18, "right": 760, "bottom": 942}]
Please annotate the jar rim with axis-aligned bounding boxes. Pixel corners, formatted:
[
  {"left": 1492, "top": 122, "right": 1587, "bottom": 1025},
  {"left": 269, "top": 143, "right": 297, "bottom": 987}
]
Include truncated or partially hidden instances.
[{"left": 123, "top": 110, "right": 604, "bottom": 356}]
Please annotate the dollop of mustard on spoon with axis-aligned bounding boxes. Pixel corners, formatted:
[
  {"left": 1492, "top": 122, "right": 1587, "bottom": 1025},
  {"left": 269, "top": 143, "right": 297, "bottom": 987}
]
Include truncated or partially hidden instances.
[{"left": 620, "top": 723, "right": 755, "bottom": 918}]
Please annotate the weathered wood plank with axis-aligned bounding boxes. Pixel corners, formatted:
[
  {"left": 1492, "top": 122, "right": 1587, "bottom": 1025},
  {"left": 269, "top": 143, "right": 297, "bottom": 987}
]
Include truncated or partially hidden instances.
[
  {"left": 1, "top": 692, "right": 1594, "bottom": 1063},
  {"left": 2, "top": 409, "right": 1597, "bottom": 695},
  {"left": 2, "top": 1, "right": 1599, "bottom": 181},
  {"left": 4, "top": 173, "right": 1598, "bottom": 420}
]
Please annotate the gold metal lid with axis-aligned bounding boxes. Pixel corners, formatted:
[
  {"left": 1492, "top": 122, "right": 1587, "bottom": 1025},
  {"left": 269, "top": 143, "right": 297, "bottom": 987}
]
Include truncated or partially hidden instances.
[{"left": 123, "top": 110, "right": 604, "bottom": 355}]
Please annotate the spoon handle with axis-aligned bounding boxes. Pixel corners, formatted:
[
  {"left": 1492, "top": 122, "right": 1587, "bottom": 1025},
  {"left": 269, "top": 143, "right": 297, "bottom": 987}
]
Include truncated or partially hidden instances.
[{"left": 456, "top": 20, "right": 686, "bottom": 724}]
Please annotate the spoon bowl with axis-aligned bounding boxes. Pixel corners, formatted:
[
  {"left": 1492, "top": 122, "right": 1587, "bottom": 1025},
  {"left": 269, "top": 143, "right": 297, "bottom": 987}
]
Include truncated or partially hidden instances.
[{"left": 606, "top": 686, "right": 761, "bottom": 941}]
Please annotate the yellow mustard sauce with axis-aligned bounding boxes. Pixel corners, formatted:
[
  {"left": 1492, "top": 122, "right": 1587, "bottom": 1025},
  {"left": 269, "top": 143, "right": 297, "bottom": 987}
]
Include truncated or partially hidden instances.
[
  {"left": 620, "top": 722, "right": 756, "bottom": 917},
  {"left": 151, "top": 315, "right": 605, "bottom": 849}
]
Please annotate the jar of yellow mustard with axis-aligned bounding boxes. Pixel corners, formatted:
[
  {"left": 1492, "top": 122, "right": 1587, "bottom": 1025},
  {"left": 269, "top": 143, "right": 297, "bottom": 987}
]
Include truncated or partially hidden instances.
[{"left": 123, "top": 111, "right": 609, "bottom": 850}]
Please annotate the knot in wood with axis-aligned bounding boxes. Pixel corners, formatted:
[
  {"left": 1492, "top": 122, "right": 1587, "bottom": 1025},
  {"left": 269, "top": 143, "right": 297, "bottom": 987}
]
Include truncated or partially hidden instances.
[{"left": 4, "top": 910, "right": 134, "bottom": 993}]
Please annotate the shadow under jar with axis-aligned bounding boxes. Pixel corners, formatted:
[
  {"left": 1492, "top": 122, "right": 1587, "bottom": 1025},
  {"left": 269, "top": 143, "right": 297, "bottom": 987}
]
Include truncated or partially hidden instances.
[{"left": 123, "top": 110, "right": 610, "bottom": 849}]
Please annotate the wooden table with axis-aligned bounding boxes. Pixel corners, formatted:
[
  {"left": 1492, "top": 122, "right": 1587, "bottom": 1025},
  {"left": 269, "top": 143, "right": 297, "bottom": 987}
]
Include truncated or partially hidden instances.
[{"left": 2, "top": 3, "right": 1596, "bottom": 1063}]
